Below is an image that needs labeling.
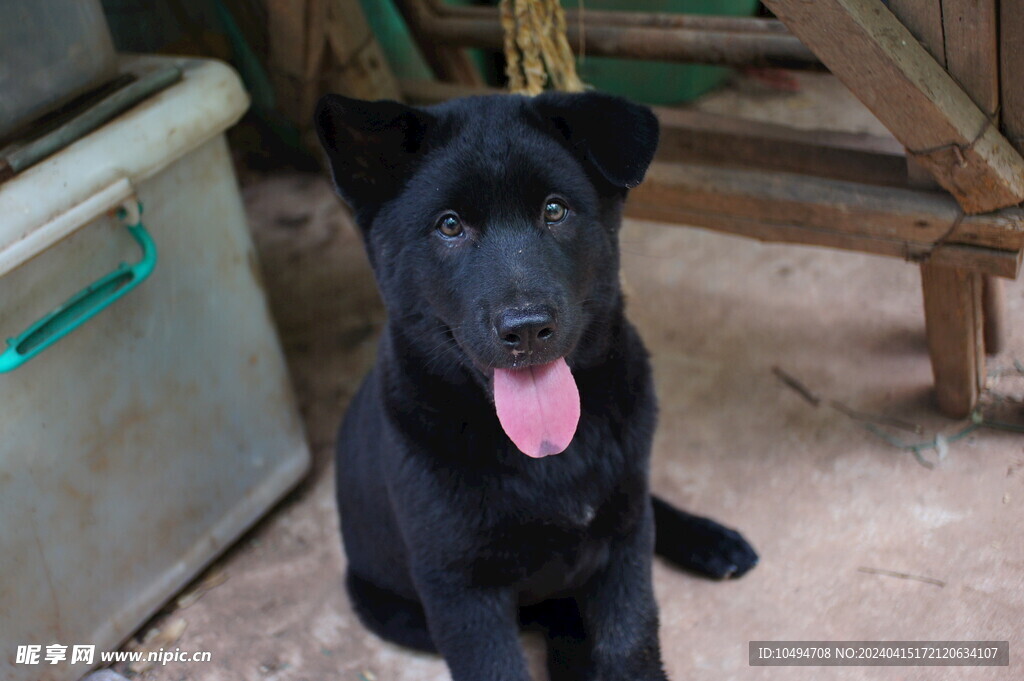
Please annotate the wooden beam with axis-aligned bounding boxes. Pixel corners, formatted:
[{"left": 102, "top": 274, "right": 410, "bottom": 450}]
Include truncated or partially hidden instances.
[
  {"left": 920, "top": 264, "right": 985, "bottom": 417},
  {"left": 403, "top": 0, "right": 819, "bottom": 68},
  {"left": 627, "top": 196, "right": 1021, "bottom": 279},
  {"left": 435, "top": 0, "right": 793, "bottom": 34},
  {"left": 654, "top": 107, "right": 908, "bottom": 187},
  {"left": 941, "top": 0, "right": 999, "bottom": 117},
  {"left": 886, "top": 0, "right": 946, "bottom": 66},
  {"left": 762, "top": 0, "right": 1024, "bottom": 214},
  {"left": 631, "top": 162, "right": 1024, "bottom": 254},
  {"left": 628, "top": 162, "right": 1022, "bottom": 278},
  {"left": 1002, "top": 0, "right": 1024, "bottom": 152}
]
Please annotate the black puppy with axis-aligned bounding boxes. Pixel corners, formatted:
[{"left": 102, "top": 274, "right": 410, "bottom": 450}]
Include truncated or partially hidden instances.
[{"left": 315, "top": 91, "right": 757, "bottom": 681}]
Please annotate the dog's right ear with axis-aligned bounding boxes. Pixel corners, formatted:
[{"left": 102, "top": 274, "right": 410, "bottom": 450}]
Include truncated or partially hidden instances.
[
  {"left": 530, "top": 91, "right": 659, "bottom": 190},
  {"left": 314, "top": 94, "right": 433, "bottom": 211}
]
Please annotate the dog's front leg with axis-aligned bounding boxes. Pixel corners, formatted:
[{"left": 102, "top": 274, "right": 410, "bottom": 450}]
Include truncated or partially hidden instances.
[
  {"left": 580, "top": 506, "right": 669, "bottom": 681},
  {"left": 415, "top": 575, "right": 531, "bottom": 681}
]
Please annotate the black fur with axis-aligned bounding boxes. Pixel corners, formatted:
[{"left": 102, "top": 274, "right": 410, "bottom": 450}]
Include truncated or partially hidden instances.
[{"left": 316, "top": 91, "right": 757, "bottom": 681}]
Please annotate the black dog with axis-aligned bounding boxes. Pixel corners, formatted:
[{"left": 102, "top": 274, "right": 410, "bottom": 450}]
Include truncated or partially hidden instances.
[{"left": 315, "top": 91, "right": 757, "bottom": 681}]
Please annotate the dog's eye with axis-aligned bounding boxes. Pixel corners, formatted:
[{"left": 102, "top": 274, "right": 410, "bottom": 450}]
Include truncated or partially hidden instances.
[
  {"left": 436, "top": 214, "right": 464, "bottom": 238},
  {"left": 543, "top": 200, "right": 568, "bottom": 225}
]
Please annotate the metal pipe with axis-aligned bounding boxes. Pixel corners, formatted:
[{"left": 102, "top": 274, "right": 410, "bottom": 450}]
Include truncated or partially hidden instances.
[{"left": 401, "top": 0, "right": 819, "bottom": 68}]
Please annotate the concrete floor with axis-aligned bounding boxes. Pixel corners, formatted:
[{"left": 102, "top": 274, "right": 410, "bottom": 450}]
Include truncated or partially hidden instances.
[{"left": 122, "top": 73, "right": 1024, "bottom": 681}]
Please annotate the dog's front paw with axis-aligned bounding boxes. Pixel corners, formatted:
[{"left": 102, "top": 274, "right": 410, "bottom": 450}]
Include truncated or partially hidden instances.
[
  {"left": 677, "top": 515, "right": 759, "bottom": 579},
  {"left": 653, "top": 498, "right": 759, "bottom": 579}
]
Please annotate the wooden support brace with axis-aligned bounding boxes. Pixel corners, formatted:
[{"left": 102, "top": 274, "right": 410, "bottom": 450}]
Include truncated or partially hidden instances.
[
  {"left": 267, "top": 0, "right": 401, "bottom": 134},
  {"left": 763, "top": 0, "right": 1024, "bottom": 214},
  {"left": 920, "top": 263, "right": 985, "bottom": 417},
  {"left": 323, "top": 0, "right": 403, "bottom": 101}
]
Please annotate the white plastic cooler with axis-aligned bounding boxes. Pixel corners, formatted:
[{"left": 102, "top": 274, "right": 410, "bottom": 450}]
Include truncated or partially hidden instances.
[{"left": 0, "top": 56, "right": 310, "bottom": 681}]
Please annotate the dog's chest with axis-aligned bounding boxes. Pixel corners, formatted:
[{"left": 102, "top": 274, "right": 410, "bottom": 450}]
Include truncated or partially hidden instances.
[
  {"left": 571, "top": 502, "right": 597, "bottom": 526},
  {"left": 469, "top": 511, "right": 607, "bottom": 600},
  {"left": 466, "top": 461, "right": 642, "bottom": 600}
]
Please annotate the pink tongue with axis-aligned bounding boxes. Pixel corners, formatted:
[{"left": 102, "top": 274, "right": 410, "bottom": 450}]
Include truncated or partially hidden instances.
[{"left": 493, "top": 358, "right": 580, "bottom": 458}]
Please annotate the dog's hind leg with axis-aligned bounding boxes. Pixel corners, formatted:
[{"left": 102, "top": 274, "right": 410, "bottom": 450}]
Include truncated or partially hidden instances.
[
  {"left": 651, "top": 495, "right": 759, "bottom": 579},
  {"left": 345, "top": 571, "right": 437, "bottom": 652},
  {"left": 521, "top": 598, "right": 591, "bottom": 681}
]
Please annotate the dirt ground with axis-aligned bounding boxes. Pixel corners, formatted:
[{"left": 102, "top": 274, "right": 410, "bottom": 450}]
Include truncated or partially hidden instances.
[{"left": 118, "top": 72, "right": 1024, "bottom": 681}]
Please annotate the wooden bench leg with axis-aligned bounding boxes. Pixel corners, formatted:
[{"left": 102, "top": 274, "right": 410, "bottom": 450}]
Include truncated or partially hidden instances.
[
  {"left": 921, "top": 263, "right": 985, "bottom": 418},
  {"left": 983, "top": 275, "right": 1008, "bottom": 355}
]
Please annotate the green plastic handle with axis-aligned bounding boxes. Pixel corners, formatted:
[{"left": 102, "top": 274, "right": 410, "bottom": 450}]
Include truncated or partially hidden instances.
[{"left": 0, "top": 204, "right": 157, "bottom": 373}]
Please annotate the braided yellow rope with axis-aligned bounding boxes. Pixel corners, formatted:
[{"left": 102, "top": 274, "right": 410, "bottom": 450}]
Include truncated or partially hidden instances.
[
  {"left": 500, "top": 0, "right": 586, "bottom": 95},
  {"left": 500, "top": 0, "right": 525, "bottom": 92}
]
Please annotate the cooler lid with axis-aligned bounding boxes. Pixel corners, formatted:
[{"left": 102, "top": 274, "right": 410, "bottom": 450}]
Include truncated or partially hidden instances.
[{"left": 0, "top": 55, "right": 249, "bottom": 275}]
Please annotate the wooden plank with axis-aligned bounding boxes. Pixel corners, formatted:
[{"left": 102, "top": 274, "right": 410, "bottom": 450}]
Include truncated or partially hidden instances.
[
  {"left": 942, "top": 0, "right": 999, "bottom": 116},
  {"left": 1002, "top": 1, "right": 1024, "bottom": 151},
  {"left": 920, "top": 263, "right": 985, "bottom": 417},
  {"left": 762, "top": 0, "right": 1024, "bottom": 214},
  {"left": 626, "top": 198, "right": 1021, "bottom": 279},
  {"left": 654, "top": 107, "right": 908, "bottom": 187},
  {"left": 886, "top": 0, "right": 946, "bottom": 66},
  {"left": 632, "top": 162, "right": 1024, "bottom": 252}
]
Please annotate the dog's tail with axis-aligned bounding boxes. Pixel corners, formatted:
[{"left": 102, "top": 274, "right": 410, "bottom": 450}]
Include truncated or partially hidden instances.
[{"left": 651, "top": 495, "right": 759, "bottom": 579}]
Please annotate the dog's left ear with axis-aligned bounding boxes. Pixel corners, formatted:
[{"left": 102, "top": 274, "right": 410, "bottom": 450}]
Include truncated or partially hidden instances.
[
  {"left": 314, "top": 94, "right": 434, "bottom": 211},
  {"left": 530, "top": 91, "right": 659, "bottom": 189}
]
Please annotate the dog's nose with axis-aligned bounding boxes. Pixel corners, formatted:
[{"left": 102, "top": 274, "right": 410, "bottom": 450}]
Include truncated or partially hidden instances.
[{"left": 495, "top": 308, "right": 557, "bottom": 352}]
